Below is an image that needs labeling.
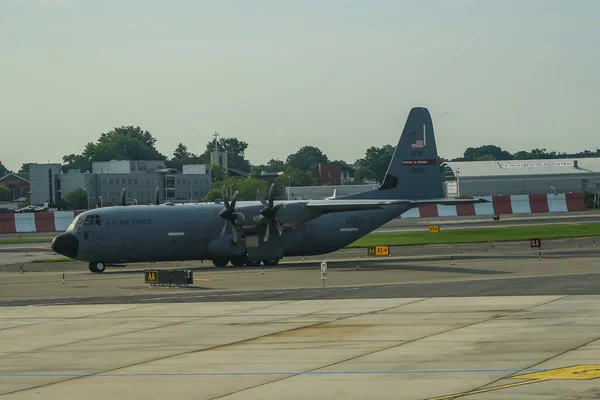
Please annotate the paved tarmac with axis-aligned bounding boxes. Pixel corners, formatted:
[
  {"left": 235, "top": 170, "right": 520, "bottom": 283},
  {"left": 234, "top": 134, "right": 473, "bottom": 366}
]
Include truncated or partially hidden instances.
[
  {"left": 1, "top": 237, "right": 600, "bottom": 399},
  {"left": 2, "top": 295, "right": 600, "bottom": 399},
  {"left": 0, "top": 241, "right": 599, "bottom": 306}
]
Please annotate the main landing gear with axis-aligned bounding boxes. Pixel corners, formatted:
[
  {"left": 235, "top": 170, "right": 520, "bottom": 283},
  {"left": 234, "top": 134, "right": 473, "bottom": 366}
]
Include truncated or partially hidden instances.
[
  {"left": 211, "top": 258, "right": 280, "bottom": 267},
  {"left": 88, "top": 261, "right": 106, "bottom": 273}
]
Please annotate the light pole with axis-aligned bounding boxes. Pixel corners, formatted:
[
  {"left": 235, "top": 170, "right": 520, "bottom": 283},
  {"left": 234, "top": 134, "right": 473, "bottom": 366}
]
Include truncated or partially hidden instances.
[{"left": 456, "top": 168, "right": 460, "bottom": 198}]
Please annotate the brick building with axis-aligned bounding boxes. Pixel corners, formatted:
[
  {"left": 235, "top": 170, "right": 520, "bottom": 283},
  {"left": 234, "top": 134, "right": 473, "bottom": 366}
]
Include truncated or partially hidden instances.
[{"left": 0, "top": 173, "right": 30, "bottom": 201}]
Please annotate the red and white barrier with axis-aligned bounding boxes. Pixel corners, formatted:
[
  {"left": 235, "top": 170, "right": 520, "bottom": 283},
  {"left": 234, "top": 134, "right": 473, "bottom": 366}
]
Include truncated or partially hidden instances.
[
  {"left": 398, "top": 193, "right": 586, "bottom": 218},
  {"left": 0, "top": 193, "right": 588, "bottom": 233},
  {"left": 0, "top": 210, "right": 85, "bottom": 234}
]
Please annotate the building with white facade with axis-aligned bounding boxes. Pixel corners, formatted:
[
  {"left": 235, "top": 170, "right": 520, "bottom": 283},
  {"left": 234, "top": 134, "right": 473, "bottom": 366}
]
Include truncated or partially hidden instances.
[
  {"left": 29, "top": 160, "right": 212, "bottom": 208},
  {"left": 441, "top": 158, "right": 600, "bottom": 197}
]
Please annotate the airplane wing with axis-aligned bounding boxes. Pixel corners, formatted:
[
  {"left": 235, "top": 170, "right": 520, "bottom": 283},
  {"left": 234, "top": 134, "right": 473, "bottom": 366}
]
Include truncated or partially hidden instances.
[
  {"left": 305, "top": 197, "right": 488, "bottom": 214},
  {"left": 306, "top": 199, "right": 407, "bottom": 213}
]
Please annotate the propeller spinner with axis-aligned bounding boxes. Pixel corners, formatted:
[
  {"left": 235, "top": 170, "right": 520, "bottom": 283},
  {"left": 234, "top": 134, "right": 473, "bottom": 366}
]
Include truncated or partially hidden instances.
[{"left": 254, "top": 183, "right": 284, "bottom": 241}]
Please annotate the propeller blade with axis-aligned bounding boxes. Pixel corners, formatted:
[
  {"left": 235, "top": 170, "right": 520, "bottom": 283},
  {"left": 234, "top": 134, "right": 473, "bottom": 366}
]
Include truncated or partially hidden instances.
[
  {"left": 276, "top": 220, "right": 283, "bottom": 236},
  {"left": 232, "top": 225, "right": 238, "bottom": 243},
  {"left": 264, "top": 220, "right": 270, "bottom": 242},
  {"left": 222, "top": 186, "right": 229, "bottom": 208},
  {"left": 268, "top": 183, "right": 275, "bottom": 208},
  {"left": 221, "top": 221, "right": 228, "bottom": 237},
  {"left": 121, "top": 188, "right": 126, "bottom": 206},
  {"left": 253, "top": 214, "right": 264, "bottom": 223},
  {"left": 231, "top": 191, "right": 239, "bottom": 210},
  {"left": 257, "top": 190, "right": 268, "bottom": 208}
]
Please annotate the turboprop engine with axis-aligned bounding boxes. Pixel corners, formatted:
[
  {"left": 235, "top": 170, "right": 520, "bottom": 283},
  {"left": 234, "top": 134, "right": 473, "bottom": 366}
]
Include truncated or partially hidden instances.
[{"left": 207, "top": 234, "right": 247, "bottom": 259}]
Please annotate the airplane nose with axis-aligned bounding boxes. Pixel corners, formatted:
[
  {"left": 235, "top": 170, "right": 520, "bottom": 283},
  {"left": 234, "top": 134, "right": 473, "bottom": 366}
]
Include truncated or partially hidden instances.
[{"left": 51, "top": 233, "right": 79, "bottom": 259}]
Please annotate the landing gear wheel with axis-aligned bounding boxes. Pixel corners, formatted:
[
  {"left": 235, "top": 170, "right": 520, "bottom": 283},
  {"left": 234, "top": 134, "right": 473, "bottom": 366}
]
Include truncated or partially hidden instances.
[
  {"left": 262, "top": 259, "right": 279, "bottom": 266},
  {"left": 96, "top": 262, "right": 106, "bottom": 273},
  {"left": 212, "top": 258, "right": 229, "bottom": 268},
  {"left": 230, "top": 256, "right": 246, "bottom": 267},
  {"left": 88, "top": 261, "right": 98, "bottom": 273}
]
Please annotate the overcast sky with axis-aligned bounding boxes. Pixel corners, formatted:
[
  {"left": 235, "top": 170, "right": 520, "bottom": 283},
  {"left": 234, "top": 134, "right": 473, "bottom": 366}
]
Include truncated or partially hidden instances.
[{"left": 1, "top": 0, "right": 599, "bottom": 172}]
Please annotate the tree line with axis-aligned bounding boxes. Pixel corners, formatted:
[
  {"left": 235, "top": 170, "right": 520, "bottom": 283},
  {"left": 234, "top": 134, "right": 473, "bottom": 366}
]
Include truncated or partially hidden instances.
[
  {"left": 449, "top": 145, "right": 600, "bottom": 162},
  {"left": 1, "top": 127, "right": 598, "bottom": 204}
]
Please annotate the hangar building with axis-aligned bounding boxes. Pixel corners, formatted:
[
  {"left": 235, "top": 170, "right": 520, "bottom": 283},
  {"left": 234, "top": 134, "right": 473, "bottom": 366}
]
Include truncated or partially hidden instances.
[{"left": 441, "top": 158, "right": 600, "bottom": 197}]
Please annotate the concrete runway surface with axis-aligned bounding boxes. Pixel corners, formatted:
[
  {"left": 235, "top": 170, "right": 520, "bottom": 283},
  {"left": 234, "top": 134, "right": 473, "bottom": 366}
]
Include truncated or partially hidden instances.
[{"left": 1, "top": 239, "right": 600, "bottom": 399}]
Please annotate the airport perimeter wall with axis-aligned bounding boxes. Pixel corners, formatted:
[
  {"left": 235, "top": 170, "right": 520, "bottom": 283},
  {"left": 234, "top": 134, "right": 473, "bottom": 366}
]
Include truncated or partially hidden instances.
[
  {"left": 0, "top": 193, "right": 586, "bottom": 233},
  {"left": 399, "top": 193, "right": 585, "bottom": 218}
]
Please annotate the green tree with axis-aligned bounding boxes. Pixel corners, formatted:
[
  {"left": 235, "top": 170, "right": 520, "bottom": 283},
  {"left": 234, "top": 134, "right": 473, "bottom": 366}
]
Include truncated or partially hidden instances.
[
  {"left": 250, "top": 159, "right": 286, "bottom": 178},
  {"left": 18, "top": 163, "right": 36, "bottom": 174},
  {"left": 63, "top": 188, "right": 88, "bottom": 210},
  {"left": 203, "top": 177, "right": 268, "bottom": 202},
  {"left": 354, "top": 145, "right": 395, "bottom": 182},
  {"left": 166, "top": 143, "right": 206, "bottom": 172},
  {"left": 285, "top": 146, "right": 329, "bottom": 171},
  {"left": 513, "top": 148, "right": 557, "bottom": 160},
  {"left": 204, "top": 137, "right": 251, "bottom": 173},
  {"left": 173, "top": 143, "right": 193, "bottom": 159},
  {"left": 459, "top": 145, "right": 513, "bottom": 161},
  {"left": 62, "top": 126, "right": 167, "bottom": 172},
  {"left": 272, "top": 167, "right": 318, "bottom": 198},
  {"left": 0, "top": 162, "right": 8, "bottom": 177},
  {"left": 61, "top": 153, "right": 89, "bottom": 173},
  {"left": 210, "top": 164, "right": 226, "bottom": 183},
  {"left": 0, "top": 184, "right": 9, "bottom": 201}
]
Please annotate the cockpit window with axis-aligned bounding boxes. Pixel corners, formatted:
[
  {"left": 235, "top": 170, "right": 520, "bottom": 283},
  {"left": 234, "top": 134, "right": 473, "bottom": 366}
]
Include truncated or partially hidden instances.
[
  {"left": 83, "top": 215, "right": 101, "bottom": 226},
  {"left": 67, "top": 214, "right": 85, "bottom": 231}
]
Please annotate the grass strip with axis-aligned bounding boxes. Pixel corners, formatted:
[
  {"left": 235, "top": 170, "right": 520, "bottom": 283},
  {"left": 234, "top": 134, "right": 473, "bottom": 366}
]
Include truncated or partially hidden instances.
[
  {"left": 0, "top": 237, "right": 54, "bottom": 244},
  {"left": 29, "top": 257, "right": 75, "bottom": 263},
  {"left": 349, "top": 223, "right": 600, "bottom": 247}
]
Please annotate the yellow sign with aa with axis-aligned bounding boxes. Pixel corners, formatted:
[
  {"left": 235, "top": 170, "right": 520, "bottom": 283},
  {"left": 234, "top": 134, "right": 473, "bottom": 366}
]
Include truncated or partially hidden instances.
[
  {"left": 428, "top": 225, "right": 440, "bottom": 233},
  {"left": 145, "top": 270, "right": 159, "bottom": 283}
]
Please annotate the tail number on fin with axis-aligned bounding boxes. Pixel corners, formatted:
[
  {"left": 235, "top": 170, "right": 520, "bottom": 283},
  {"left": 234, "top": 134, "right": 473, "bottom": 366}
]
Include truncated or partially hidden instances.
[{"left": 402, "top": 159, "right": 437, "bottom": 165}]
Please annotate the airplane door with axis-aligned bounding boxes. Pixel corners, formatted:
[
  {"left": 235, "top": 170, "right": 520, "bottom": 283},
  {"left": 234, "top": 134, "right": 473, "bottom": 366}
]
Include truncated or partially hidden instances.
[{"left": 80, "top": 229, "right": 98, "bottom": 259}]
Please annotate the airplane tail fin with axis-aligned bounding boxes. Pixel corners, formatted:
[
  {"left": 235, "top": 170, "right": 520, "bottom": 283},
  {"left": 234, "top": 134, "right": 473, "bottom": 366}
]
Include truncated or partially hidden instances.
[
  {"left": 42, "top": 202, "right": 49, "bottom": 209},
  {"left": 345, "top": 107, "right": 443, "bottom": 200}
]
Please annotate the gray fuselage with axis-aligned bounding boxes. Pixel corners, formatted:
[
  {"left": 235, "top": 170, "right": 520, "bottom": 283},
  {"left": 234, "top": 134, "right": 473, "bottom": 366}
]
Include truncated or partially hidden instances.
[{"left": 65, "top": 201, "right": 409, "bottom": 264}]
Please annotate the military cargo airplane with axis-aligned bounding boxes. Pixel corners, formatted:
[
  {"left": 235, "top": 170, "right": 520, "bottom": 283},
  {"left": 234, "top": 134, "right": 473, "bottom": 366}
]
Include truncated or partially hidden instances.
[{"left": 51, "top": 107, "right": 487, "bottom": 273}]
